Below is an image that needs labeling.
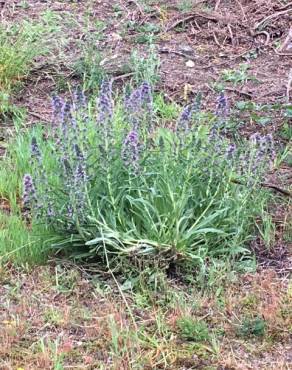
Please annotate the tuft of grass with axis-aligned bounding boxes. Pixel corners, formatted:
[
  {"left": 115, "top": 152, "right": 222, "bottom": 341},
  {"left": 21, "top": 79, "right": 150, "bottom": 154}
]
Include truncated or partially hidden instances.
[
  {"left": 237, "top": 317, "right": 266, "bottom": 338},
  {"left": 0, "top": 18, "right": 59, "bottom": 119},
  {"left": 0, "top": 212, "right": 48, "bottom": 265},
  {"left": 177, "top": 317, "right": 210, "bottom": 342}
]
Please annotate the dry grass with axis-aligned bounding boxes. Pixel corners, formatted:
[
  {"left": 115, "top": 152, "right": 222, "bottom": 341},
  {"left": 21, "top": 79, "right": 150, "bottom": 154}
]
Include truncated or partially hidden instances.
[{"left": 0, "top": 265, "right": 291, "bottom": 369}]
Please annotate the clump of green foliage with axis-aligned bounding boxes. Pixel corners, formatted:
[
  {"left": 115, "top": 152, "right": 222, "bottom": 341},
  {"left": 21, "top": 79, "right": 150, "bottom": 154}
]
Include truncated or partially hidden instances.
[
  {"left": 0, "top": 81, "right": 275, "bottom": 273},
  {"left": 237, "top": 317, "right": 266, "bottom": 338},
  {"left": 177, "top": 317, "right": 210, "bottom": 341}
]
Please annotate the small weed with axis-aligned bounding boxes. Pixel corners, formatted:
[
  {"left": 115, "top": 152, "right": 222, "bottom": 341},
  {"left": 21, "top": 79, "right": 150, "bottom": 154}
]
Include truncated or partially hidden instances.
[
  {"left": 178, "top": 0, "right": 194, "bottom": 13},
  {"left": 256, "top": 211, "right": 276, "bottom": 249},
  {"left": 177, "top": 317, "right": 210, "bottom": 342},
  {"left": 130, "top": 43, "right": 160, "bottom": 85},
  {"left": 237, "top": 317, "right": 266, "bottom": 338},
  {"left": 73, "top": 41, "right": 105, "bottom": 93},
  {"left": 44, "top": 308, "right": 64, "bottom": 326},
  {"left": 221, "top": 64, "right": 257, "bottom": 85},
  {"left": 280, "top": 121, "right": 292, "bottom": 141}
]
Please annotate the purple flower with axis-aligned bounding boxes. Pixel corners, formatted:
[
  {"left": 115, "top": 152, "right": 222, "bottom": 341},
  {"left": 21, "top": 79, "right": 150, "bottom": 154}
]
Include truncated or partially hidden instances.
[
  {"left": 74, "top": 87, "right": 86, "bottom": 109},
  {"left": 177, "top": 104, "right": 193, "bottom": 132},
  {"left": 51, "top": 95, "right": 64, "bottom": 125},
  {"left": 22, "top": 174, "right": 37, "bottom": 210},
  {"left": 216, "top": 92, "right": 228, "bottom": 117},
  {"left": 125, "top": 82, "right": 154, "bottom": 131},
  {"left": 31, "top": 137, "right": 41, "bottom": 161},
  {"left": 176, "top": 94, "right": 202, "bottom": 134},
  {"left": 122, "top": 130, "right": 140, "bottom": 172},
  {"left": 250, "top": 132, "right": 261, "bottom": 146},
  {"left": 125, "top": 87, "right": 142, "bottom": 115},
  {"left": 97, "top": 79, "right": 113, "bottom": 124},
  {"left": 226, "top": 143, "right": 236, "bottom": 160}
]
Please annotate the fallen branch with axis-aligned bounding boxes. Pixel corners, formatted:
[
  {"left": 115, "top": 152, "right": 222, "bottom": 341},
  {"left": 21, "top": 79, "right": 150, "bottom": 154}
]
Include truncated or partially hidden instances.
[
  {"left": 279, "top": 26, "right": 292, "bottom": 52},
  {"left": 166, "top": 11, "right": 237, "bottom": 32},
  {"left": 159, "top": 48, "right": 196, "bottom": 61},
  {"left": 275, "top": 2, "right": 292, "bottom": 11},
  {"left": 231, "top": 179, "right": 292, "bottom": 197},
  {"left": 254, "top": 8, "right": 292, "bottom": 31},
  {"left": 286, "top": 68, "right": 292, "bottom": 103}
]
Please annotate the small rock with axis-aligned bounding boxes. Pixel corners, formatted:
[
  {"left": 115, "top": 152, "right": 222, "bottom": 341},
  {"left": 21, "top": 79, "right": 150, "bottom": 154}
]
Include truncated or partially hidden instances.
[{"left": 186, "top": 60, "right": 195, "bottom": 68}]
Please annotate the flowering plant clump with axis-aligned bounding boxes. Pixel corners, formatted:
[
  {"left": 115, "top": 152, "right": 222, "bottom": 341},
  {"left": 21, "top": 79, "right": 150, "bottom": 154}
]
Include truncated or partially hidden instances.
[{"left": 22, "top": 83, "right": 274, "bottom": 269}]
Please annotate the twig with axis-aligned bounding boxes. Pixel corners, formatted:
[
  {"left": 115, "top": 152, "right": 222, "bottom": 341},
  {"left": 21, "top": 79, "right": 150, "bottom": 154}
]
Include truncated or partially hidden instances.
[
  {"left": 159, "top": 48, "right": 196, "bottom": 61},
  {"left": 275, "top": 2, "right": 292, "bottom": 11},
  {"left": 254, "top": 8, "right": 292, "bottom": 31},
  {"left": 231, "top": 179, "right": 292, "bottom": 197},
  {"left": 212, "top": 31, "right": 223, "bottom": 48},
  {"left": 279, "top": 26, "right": 292, "bottom": 51},
  {"left": 224, "top": 87, "right": 253, "bottom": 98},
  {"left": 227, "top": 24, "right": 235, "bottom": 46},
  {"left": 254, "top": 31, "right": 271, "bottom": 46},
  {"left": 235, "top": 0, "right": 247, "bottom": 23},
  {"left": 165, "top": 11, "right": 237, "bottom": 32},
  {"left": 286, "top": 68, "right": 292, "bottom": 103},
  {"left": 112, "top": 72, "right": 134, "bottom": 81},
  {"left": 199, "top": 49, "right": 252, "bottom": 69},
  {"left": 214, "top": 0, "right": 221, "bottom": 11}
]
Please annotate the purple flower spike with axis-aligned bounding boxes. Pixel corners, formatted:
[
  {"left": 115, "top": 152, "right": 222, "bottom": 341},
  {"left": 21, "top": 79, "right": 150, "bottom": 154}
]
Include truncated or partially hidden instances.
[
  {"left": 74, "top": 87, "right": 86, "bottom": 108},
  {"left": 177, "top": 104, "right": 193, "bottom": 132},
  {"left": 226, "top": 143, "right": 236, "bottom": 160},
  {"left": 97, "top": 79, "right": 113, "bottom": 124},
  {"left": 22, "top": 174, "right": 37, "bottom": 209},
  {"left": 52, "top": 95, "right": 63, "bottom": 123},
  {"left": 216, "top": 92, "right": 228, "bottom": 117},
  {"left": 31, "top": 137, "right": 41, "bottom": 160},
  {"left": 122, "top": 130, "right": 140, "bottom": 172},
  {"left": 250, "top": 132, "right": 261, "bottom": 146}
]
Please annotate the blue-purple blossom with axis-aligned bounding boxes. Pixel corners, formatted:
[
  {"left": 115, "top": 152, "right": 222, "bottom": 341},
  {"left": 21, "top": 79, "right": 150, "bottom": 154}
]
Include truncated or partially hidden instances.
[
  {"left": 177, "top": 94, "right": 202, "bottom": 133},
  {"left": 226, "top": 143, "right": 236, "bottom": 160},
  {"left": 125, "top": 81, "right": 154, "bottom": 131},
  {"left": 97, "top": 79, "right": 113, "bottom": 124},
  {"left": 74, "top": 87, "right": 86, "bottom": 109},
  {"left": 216, "top": 92, "right": 228, "bottom": 117},
  {"left": 51, "top": 95, "right": 64, "bottom": 125},
  {"left": 22, "top": 174, "right": 37, "bottom": 210},
  {"left": 122, "top": 130, "right": 140, "bottom": 172},
  {"left": 31, "top": 137, "right": 41, "bottom": 160}
]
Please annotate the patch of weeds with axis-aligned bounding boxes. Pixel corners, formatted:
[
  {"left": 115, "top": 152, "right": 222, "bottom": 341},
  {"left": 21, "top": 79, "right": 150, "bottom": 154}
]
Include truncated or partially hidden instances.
[
  {"left": 154, "top": 94, "right": 179, "bottom": 121},
  {"left": 0, "top": 213, "right": 48, "bottom": 265},
  {"left": 43, "top": 307, "right": 65, "bottom": 326},
  {"left": 35, "top": 336, "right": 65, "bottom": 370},
  {"left": 73, "top": 43, "right": 105, "bottom": 93},
  {"left": 112, "top": 4, "right": 123, "bottom": 18},
  {"left": 280, "top": 121, "right": 292, "bottom": 141},
  {"left": 237, "top": 317, "right": 266, "bottom": 338},
  {"left": 134, "top": 23, "right": 161, "bottom": 44},
  {"left": 256, "top": 211, "right": 276, "bottom": 249},
  {"left": 284, "top": 104, "right": 292, "bottom": 118},
  {"left": 177, "top": 317, "right": 210, "bottom": 342},
  {"left": 178, "top": 0, "right": 194, "bottom": 13},
  {"left": 221, "top": 64, "right": 258, "bottom": 86},
  {"left": 53, "top": 265, "right": 80, "bottom": 294},
  {"left": 130, "top": 44, "right": 160, "bottom": 85},
  {"left": 283, "top": 215, "right": 292, "bottom": 243}
]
